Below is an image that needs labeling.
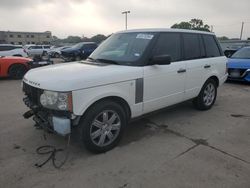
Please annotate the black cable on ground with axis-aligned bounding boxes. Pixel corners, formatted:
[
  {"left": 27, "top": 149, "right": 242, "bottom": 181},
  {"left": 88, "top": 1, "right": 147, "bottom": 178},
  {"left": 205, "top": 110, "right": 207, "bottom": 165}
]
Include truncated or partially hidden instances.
[{"left": 34, "top": 134, "right": 71, "bottom": 169}]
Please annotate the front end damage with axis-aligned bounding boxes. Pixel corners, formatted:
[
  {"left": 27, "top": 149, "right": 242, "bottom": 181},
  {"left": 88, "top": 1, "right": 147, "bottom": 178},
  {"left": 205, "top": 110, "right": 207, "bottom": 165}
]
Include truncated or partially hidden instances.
[{"left": 22, "top": 82, "right": 79, "bottom": 136}]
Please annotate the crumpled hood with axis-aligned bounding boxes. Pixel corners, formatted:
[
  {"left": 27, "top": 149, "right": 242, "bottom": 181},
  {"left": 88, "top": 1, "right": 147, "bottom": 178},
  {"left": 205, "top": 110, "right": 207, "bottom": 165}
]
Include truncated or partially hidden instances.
[
  {"left": 61, "top": 48, "right": 78, "bottom": 54},
  {"left": 227, "top": 58, "right": 250, "bottom": 69},
  {"left": 23, "top": 61, "right": 143, "bottom": 91}
]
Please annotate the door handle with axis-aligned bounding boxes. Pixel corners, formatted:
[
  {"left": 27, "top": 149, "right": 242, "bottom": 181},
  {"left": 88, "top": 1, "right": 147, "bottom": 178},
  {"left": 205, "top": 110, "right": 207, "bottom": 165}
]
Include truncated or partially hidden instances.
[
  {"left": 204, "top": 64, "right": 211, "bottom": 69},
  {"left": 177, "top": 68, "right": 186, "bottom": 73}
]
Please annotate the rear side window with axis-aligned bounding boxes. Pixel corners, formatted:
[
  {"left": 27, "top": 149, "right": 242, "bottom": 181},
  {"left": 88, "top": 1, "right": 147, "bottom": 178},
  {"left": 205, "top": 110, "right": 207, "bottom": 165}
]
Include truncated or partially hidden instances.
[
  {"left": 153, "top": 33, "right": 182, "bottom": 62},
  {"left": 183, "top": 33, "right": 201, "bottom": 60},
  {"left": 84, "top": 44, "right": 96, "bottom": 49},
  {"left": 0, "top": 46, "right": 14, "bottom": 51},
  {"left": 30, "top": 46, "right": 42, "bottom": 49},
  {"left": 14, "top": 46, "right": 22, "bottom": 49},
  {"left": 203, "top": 35, "right": 221, "bottom": 57},
  {"left": 43, "top": 46, "right": 50, "bottom": 49}
]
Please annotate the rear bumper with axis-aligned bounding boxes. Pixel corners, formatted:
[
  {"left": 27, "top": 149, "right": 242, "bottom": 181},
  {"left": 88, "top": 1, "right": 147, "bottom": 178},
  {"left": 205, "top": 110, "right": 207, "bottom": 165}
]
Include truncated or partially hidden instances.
[{"left": 219, "top": 73, "right": 228, "bottom": 85}]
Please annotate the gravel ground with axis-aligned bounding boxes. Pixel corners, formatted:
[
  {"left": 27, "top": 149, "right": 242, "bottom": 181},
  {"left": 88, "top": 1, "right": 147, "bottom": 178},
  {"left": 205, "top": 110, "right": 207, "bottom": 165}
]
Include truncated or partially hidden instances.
[{"left": 0, "top": 78, "right": 249, "bottom": 188}]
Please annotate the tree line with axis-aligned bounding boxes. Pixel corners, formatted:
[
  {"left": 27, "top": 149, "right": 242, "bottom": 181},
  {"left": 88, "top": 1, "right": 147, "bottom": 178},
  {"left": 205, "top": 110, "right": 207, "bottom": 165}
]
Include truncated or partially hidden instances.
[{"left": 52, "top": 18, "right": 243, "bottom": 44}]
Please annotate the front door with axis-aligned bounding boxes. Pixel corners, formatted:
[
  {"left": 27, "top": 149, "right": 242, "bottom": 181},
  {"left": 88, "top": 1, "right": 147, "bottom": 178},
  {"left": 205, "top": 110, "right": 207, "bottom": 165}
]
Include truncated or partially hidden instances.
[{"left": 143, "top": 32, "right": 186, "bottom": 114}]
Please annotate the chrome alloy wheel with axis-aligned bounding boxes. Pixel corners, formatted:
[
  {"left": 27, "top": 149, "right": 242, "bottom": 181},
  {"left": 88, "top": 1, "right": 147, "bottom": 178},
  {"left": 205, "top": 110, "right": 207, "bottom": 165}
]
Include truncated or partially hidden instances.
[
  {"left": 90, "top": 110, "right": 121, "bottom": 147},
  {"left": 203, "top": 83, "right": 215, "bottom": 106}
]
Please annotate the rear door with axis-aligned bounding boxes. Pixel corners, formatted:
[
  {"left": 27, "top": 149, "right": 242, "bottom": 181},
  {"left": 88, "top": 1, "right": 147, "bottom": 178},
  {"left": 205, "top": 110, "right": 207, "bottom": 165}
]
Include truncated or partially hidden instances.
[
  {"left": 183, "top": 33, "right": 207, "bottom": 100},
  {"left": 31, "top": 45, "right": 43, "bottom": 55},
  {"left": 202, "top": 35, "right": 225, "bottom": 81},
  {"left": 143, "top": 32, "right": 186, "bottom": 113}
]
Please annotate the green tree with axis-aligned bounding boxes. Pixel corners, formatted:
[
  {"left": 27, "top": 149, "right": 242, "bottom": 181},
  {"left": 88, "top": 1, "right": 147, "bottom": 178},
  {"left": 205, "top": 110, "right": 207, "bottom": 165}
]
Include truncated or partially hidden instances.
[
  {"left": 62, "top": 36, "right": 82, "bottom": 43},
  {"left": 171, "top": 18, "right": 210, "bottom": 32},
  {"left": 90, "top": 34, "right": 107, "bottom": 44},
  {"left": 171, "top": 22, "right": 191, "bottom": 30},
  {"left": 217, "top": 36, "right": 229, "bottom": 41}
]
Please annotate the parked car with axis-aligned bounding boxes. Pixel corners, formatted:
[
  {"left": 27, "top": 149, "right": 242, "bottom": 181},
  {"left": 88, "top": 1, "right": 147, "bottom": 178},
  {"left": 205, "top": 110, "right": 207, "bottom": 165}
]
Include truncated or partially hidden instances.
[
  {"left": 0, "top": 56, "right": 32, "bottom": 79},
  {"left": 0, "top": 44, "right": 28, "bottom": 57},
  {"left": 224, "top": 44, "right": 250, "bottom": 58},
  {"left": 24, "top": 45, "right": 51, "bottom": 57},
  {"left": 227, "top": 47, "right": 250, "bottom": 82},
  {"left": 22, "top": 29, "right": 227, "bottom": 153},
  {"left": 61, "top": 42, "right": 97, "bottom": 61},
  {"left": 48, "top": 46, "right": 70, "bottom": 58}
]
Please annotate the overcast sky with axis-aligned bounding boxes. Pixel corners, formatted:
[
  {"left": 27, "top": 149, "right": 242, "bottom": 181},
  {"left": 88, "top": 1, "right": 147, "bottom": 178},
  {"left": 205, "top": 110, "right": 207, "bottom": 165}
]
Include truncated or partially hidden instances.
[{"left": 0, "top": 0, "right": 249, "bottom": 39}]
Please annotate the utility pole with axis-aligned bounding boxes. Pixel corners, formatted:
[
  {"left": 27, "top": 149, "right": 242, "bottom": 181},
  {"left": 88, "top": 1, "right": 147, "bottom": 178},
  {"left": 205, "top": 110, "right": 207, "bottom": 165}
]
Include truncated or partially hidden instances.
[
  {"left": 122, "top": 11, "right": 130, "bottom": 30},
  {"left": 240, "top": 22, "right": 244, "bottom": 40},
  {"left": 210, "top": 25, "right": 214, "bottom": 32}
]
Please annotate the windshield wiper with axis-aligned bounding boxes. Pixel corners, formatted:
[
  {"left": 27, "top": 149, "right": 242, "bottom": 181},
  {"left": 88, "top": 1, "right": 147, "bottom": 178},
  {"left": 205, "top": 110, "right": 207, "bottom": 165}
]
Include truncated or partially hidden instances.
[{"left": 96, "top": 58, "right": 120, "bottom": 65}]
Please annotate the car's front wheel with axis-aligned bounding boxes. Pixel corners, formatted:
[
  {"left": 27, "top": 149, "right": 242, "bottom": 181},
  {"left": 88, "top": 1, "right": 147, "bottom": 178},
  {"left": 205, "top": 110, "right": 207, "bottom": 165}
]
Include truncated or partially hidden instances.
[
  {"left": 79, "top": 100, "right": 126, "bottom": 153},
  {"left": 8, "top": 64, "right": 27, "bottom": 79},
  {"left": 193, "top": 79, "right": 217, "bottom": 110}
]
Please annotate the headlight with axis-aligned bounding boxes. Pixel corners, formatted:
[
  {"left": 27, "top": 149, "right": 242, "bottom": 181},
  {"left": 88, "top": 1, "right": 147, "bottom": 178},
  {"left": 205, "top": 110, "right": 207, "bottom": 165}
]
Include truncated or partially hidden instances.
[{"left": 40, "top": 90, "right": 72, "bottom": 111}]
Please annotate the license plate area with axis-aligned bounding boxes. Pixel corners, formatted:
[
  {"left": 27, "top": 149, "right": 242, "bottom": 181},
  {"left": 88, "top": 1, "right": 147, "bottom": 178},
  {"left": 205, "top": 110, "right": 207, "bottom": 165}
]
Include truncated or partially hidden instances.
[{"left": 230, "top": 70, "right": 240, "bottom": 78}]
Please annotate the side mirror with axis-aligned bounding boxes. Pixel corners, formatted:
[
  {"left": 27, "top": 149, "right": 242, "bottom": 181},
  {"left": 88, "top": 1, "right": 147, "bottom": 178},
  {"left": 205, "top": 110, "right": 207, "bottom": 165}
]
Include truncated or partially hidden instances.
[{"left": 151, "top": 55, "right": 171, "bottom": 65}]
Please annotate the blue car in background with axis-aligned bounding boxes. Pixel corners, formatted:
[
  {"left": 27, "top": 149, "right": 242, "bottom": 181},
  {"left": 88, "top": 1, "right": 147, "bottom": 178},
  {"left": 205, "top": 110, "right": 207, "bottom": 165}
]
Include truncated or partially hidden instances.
[
  {"left": 227, "top": 47, "right": 250, "bottom": 82},
  {"left": 61, "top": 42, "right": 97, "bottom": 61}
]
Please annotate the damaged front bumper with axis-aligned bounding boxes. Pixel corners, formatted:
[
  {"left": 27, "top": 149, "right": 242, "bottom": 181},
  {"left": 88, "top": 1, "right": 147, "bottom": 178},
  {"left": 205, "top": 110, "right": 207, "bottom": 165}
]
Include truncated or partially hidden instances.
[{"left": 23, "top": 97, "right": 79, "bottom": 136}]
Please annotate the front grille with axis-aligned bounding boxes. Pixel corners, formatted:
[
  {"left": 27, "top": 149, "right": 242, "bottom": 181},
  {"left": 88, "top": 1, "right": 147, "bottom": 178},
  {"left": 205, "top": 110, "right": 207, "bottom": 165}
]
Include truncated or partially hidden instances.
[
  {"left": 23, "top": 82, "right": 43, "bottom": 105},
  {"left": 228, "top": 68, "right": 247, "bottom": 78}
]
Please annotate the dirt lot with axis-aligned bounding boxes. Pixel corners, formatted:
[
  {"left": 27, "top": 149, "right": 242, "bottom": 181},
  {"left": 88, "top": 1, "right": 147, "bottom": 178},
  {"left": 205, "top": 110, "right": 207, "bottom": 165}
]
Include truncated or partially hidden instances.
[{"left": 0, "top": 79, "right": 249, "bottom": 188}]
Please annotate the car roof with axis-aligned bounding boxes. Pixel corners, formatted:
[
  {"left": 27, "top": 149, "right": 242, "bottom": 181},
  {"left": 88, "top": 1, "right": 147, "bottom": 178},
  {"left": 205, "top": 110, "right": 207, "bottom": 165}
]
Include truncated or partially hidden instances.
[
  {"left": 117, "top": 28, "right": 215, "bottom": 35},
  {"left": 79, "top": 42, "right": 96, "bottom": 44},
  {"left": 0, "top": 44, "right": 14, "bottom": 46}
]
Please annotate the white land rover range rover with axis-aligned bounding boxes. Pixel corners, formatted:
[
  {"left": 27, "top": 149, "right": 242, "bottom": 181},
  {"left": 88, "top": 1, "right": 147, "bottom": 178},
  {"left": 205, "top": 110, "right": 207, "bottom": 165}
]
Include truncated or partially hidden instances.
[{"left": 22, "top": 29, "right": 228, "bottom": 153}]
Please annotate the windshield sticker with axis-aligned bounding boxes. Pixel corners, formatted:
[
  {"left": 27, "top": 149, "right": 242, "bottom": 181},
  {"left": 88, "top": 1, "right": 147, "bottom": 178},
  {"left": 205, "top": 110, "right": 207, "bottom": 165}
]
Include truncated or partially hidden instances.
[{"left": 136, "top": 34, "right": 154, "bottom": 40}]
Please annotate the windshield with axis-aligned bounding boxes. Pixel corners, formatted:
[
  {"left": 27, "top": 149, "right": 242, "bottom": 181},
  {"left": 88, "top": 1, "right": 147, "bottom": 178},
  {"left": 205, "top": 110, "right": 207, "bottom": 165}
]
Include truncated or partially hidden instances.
[
  {"left": 89, "top": 32, "right": 155, "bottom": 65},
  {"left": 231, "top": 48, "right": 250, "bottom": 59}
]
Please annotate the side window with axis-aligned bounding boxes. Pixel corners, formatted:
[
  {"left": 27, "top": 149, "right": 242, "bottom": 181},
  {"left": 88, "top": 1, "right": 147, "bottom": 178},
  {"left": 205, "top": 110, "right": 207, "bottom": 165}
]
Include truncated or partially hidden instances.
[
  {"left": 183, "top": 33, "right": 201, "bottom": 60},
  {"left": 90, "top": 44, "right": 97, "bottom": 49},
  {"left": 0, "top": 46, "right": 14, "bottom": 51},
  {"left": 33, "top": 46, "right": 42, "bottom": 49},
  {"left": 153, "top": 33, "right": 182, "bottom": 62},
  {"left": 83, "top": 44, "right": 91, "bottom": 49},
  {"left": 203, "top": 35, "right": 221, "bottom": 57}
]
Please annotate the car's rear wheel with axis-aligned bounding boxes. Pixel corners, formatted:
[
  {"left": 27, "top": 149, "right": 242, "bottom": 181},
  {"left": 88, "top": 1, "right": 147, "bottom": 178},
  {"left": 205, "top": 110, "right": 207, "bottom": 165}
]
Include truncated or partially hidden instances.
[
  {"left": 8, "top": 64, "right": 27, "bottom": 79},
  {"left": 193, "top": 79, "right": 217, "bottom": 110},
  {"left": 78, "top": 100, "right": 126, "bottom": 153}
]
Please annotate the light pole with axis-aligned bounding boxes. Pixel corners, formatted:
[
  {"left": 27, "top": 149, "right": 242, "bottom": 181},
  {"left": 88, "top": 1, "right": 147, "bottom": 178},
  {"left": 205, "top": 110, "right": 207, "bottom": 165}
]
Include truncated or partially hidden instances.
[
  {"left": 122, "top": 11, "right": 130, "bottom": 30},
  {"left": 240, "top": 22, "right": 244, "bottom": 40}
]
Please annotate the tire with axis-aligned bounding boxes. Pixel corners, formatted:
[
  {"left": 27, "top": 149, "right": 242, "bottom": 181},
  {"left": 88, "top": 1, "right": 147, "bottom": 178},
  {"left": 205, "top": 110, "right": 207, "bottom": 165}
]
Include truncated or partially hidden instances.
[
  {"left": 193, "top": 79, "right": 217, "bottom": 110},
  {"left": 75, "top": 56, "right": 81, "bottom": 61},
  {"left": 8, "top": 64, "right": 27, "bottom": 79},
  {"left": 42, "top": 51, "right": 48, "bottom": 56},
  {"left": 78, "top": 100, "right": 127, "bottom": 153}
]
